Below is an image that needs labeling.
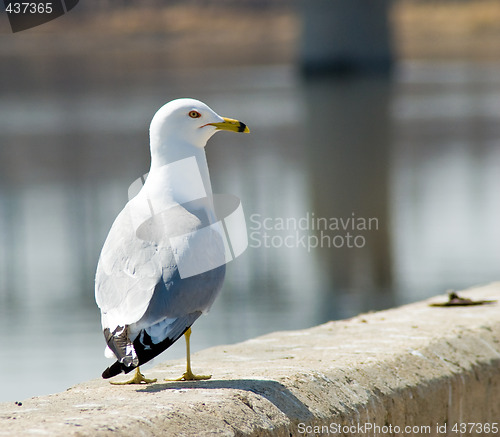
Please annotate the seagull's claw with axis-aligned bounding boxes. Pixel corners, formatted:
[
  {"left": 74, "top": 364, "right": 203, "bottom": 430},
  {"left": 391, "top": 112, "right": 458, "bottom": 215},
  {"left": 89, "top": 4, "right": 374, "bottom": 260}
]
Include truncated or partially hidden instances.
[
  {"left": 110, "top": 367, "right": 157, "bottom": 385},
  {"left": 165, "top": 369, "right": 211, "bottom": 381}
]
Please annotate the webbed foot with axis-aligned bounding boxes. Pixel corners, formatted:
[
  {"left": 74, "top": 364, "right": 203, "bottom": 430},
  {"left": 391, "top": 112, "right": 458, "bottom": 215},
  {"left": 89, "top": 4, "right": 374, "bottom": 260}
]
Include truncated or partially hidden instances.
[
  {"left": 110, "top": 367, "right": 157, "bottom": 385},
  {"left": 165, "top": 369, "right": 211, "bottom": 381}
]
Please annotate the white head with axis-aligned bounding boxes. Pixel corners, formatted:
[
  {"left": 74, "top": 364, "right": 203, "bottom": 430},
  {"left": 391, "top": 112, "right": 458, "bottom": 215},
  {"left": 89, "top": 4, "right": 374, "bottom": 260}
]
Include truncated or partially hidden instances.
[{"left": 149, "top": 98, "right": 249, "bottom": 164}]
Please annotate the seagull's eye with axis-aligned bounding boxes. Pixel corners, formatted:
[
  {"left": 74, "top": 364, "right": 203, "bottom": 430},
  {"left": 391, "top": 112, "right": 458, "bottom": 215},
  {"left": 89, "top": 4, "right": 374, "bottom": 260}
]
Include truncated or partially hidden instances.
[{"left": 189, "top": 110, "right": 201, "bottom": 119}]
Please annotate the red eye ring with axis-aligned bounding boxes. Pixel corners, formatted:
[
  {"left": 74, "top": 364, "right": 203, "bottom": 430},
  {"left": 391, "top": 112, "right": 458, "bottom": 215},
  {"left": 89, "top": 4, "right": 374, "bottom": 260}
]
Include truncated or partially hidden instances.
[{"left": 189, "top": 110, "right": 201, "bottom": 119}]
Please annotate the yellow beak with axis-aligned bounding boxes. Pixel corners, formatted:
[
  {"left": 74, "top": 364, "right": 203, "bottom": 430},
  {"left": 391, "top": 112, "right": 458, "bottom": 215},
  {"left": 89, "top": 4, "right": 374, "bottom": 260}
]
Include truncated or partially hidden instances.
[{"left": 208, "top": 117, "right": 250, "bottom": 133}]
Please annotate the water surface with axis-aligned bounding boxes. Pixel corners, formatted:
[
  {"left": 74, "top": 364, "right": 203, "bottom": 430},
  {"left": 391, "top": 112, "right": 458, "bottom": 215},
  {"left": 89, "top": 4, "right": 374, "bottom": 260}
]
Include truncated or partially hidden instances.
[{"left": 1, "top": 61, "right": 499, "bottom": 402}]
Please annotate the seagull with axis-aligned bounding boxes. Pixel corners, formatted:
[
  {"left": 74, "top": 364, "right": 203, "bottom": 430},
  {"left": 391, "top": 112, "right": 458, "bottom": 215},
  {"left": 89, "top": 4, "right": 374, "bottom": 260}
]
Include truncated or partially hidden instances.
[{"left": 95, "top": 98, "right": 249, "bottom": 384}]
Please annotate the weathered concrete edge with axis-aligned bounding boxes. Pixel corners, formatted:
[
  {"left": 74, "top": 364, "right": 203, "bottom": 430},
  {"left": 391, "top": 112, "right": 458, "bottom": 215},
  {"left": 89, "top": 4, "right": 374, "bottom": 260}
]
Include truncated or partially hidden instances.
[{"left": 1, "top": 283, "right": 500, "bottom": 437}]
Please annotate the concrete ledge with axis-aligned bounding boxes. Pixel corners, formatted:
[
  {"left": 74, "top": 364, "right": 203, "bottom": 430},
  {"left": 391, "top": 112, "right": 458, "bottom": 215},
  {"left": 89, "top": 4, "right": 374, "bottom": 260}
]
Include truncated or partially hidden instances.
[{"left": 1, "top": 283, "right": 500, "bottom": 436}]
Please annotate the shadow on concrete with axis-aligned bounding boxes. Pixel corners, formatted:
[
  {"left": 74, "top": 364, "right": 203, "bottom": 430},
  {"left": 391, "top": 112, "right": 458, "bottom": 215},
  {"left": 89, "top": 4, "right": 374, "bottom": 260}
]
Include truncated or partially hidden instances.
[{"left": 137, "top": 378, "right": 313, "bottom": 421}]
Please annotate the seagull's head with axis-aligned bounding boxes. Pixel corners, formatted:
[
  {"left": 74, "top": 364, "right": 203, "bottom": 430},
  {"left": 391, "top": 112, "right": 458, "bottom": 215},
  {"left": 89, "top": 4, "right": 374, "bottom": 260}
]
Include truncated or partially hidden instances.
[{"left": 149, "top": 98, "right": 250, "bottom": 152}]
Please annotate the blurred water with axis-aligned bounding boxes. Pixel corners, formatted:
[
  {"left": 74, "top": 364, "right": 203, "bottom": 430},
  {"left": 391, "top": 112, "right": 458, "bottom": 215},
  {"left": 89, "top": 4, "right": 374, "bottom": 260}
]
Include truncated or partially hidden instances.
[{"left": 1, "top": 61, "right": 499, "bottom": 402}]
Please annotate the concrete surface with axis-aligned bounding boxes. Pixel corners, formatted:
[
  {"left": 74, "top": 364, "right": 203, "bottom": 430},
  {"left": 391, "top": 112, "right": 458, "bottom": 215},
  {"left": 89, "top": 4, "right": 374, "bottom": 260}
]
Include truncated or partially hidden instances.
[{"left": 1, "top": 283, "right": 499, "bottom": 436}]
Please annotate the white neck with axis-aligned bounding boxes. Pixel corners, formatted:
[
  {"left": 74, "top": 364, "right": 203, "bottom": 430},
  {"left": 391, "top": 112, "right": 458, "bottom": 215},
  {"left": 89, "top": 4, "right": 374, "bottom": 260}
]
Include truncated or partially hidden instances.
[{"left": 143, "top": 137, "right": 216, "bottom": 222}]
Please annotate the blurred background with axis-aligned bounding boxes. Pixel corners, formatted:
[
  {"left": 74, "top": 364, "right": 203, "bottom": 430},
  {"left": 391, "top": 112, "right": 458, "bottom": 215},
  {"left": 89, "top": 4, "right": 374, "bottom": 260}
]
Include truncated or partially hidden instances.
[{"left": 1, "top": 0, "right": 499, "bottom": 402}]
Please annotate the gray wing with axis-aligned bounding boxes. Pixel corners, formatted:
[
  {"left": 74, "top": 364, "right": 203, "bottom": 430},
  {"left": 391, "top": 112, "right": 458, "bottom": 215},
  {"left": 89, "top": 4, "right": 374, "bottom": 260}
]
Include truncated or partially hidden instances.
[
  {"left": 95, "top": 201, "right": 168, "bottom": 329},
  {"left": 95, "top": 198, "right": 226, "bottom": 375}
]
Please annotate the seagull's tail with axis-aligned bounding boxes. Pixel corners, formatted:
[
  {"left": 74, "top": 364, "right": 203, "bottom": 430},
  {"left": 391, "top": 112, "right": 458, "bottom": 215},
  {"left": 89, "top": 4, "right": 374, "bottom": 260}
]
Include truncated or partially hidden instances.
[
  {"left": 101, "top": 313, "right": 202, "bottom": 378},
  {"left": 101, "top": 327, "right": 189, "bottom": 379}
]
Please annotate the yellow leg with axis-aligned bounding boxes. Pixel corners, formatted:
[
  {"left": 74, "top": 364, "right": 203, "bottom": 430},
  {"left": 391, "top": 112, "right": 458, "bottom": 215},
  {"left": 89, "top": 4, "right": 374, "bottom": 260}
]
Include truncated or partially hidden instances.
[
  {"left": 110, "top": 366, "right": 157, "bottom": 385},
  {"left": 166, "top": 327, "right": 211, "bottom": 381}
]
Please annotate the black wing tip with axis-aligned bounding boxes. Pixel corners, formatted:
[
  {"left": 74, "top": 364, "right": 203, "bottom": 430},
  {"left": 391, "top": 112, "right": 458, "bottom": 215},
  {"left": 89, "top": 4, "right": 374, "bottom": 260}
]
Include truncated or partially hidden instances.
[
  {"left": 102, "top": 361, "right": 135, "bottom": 379},
  {"left": 101, "top": 322, "right": 195, "bottom": 379}
]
